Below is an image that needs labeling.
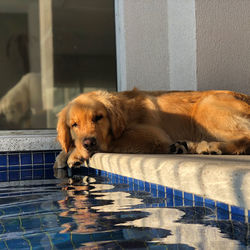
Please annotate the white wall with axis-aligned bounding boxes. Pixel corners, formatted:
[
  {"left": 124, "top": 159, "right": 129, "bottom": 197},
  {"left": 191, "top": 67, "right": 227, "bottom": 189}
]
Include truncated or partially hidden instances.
[
  {"left": 115, "top": 0, "right": 196, "bottom": 91},
  {"left": 116, "top": 0, "right": 250, "bottom": 94},
  {"left": 196, "top": 0, "right": 250, "bottom": 94},
  {"left": 115, "top": 0, "right": 170, "bottom": 91},
  {"left": 167, "top": 0, "right": 197, "bottom": 91}
]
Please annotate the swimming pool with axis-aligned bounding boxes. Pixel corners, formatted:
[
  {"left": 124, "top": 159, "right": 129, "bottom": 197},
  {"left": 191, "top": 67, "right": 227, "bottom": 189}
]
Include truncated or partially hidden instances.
[{"left": 0, "top": 151, "right": 249, "bottom": 249}]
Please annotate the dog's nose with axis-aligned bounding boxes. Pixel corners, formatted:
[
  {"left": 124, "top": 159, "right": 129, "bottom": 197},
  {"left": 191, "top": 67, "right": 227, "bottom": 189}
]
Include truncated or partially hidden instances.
[{"left": 83, "top": 137, "right": 97, "bottom": 151}]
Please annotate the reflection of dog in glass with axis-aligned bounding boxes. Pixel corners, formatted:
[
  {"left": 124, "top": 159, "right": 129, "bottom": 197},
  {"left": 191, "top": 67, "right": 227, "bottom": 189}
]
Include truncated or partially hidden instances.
[
  {"left": 0, "top": 73, "right": 42, "bottom": 128},
  {"left": 55, "top": 89, "right": 250, "bottom": 168}
]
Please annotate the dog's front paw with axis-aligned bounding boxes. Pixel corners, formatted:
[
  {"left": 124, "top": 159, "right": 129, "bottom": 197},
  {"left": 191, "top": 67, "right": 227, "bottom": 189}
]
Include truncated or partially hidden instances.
[
  {"left": 170, "top": 141, "right": 189, "bottom": 154},
  {"left": 67, "top": 156, "right": 89, "bottom": 168},
  {"left": 67, "top": 157, "right": 84, "bottom": 168},
  {"left": 53, "top": 151, "right": 69, "bottom": 169}
]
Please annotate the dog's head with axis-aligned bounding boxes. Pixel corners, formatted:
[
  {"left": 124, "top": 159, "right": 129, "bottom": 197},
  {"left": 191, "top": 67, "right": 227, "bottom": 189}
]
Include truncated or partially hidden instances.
[{"left": 57, "top": 91, "right": 126, "bottom": 159}]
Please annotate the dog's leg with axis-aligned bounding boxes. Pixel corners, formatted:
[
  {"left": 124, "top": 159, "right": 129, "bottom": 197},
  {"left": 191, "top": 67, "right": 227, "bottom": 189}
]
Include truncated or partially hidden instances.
[
  {"left": 53, "top": 151, "right": 69, "bottom": 168},
  {"left": 171, "top": 137, "right": 250, "bottom": 155},
  {"left": 54, "top": 148, "right": 86, "bottom": 169}
]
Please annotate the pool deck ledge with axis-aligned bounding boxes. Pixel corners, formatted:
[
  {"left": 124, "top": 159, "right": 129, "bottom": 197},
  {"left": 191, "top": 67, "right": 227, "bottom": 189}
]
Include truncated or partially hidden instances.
[{"left": 90, "top": 153, "right": 250, "bottom": 210}]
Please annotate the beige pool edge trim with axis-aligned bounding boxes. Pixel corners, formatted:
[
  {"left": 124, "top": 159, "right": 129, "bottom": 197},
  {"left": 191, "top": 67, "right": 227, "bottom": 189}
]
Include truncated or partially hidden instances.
[{"left": 90, "top": 153, "right": 250, "bottom": 210}]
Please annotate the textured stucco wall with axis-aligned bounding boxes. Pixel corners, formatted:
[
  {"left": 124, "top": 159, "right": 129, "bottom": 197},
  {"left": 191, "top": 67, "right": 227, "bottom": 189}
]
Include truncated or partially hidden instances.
[
  {"left": 196, "top": 0, "right": 250, "bottom": 94},
  {"left": 116, "top": 0, "right": 250, "bottom": 94},
  {"left": 116, "top": 0, "right": 170, "bottom": 91},
  {"left": 115, "top": 0, "right": 197, "bottom": 91}
]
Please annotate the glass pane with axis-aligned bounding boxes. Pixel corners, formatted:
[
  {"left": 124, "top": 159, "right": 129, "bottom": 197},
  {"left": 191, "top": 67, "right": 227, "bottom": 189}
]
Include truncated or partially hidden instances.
[{"left": 0, "top": 0, "right": 117, "bottom": 130}]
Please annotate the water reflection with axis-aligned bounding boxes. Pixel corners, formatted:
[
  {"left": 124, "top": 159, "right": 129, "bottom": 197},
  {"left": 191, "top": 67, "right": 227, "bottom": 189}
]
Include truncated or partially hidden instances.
[{"left": 54, "top": 168, "right": 249, "bottom": 249}]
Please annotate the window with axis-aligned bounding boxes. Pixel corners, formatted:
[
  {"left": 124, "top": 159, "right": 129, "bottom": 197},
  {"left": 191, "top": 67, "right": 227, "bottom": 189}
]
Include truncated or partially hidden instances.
[{"left": 0, "top": 0, "right": 117, "bottom": 130}]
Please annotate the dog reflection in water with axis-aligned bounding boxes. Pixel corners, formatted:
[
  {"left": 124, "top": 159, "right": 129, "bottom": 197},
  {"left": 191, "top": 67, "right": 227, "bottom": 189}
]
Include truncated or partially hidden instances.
[{"left": 54, "top": 168, "right": 99, "bottom": 234}]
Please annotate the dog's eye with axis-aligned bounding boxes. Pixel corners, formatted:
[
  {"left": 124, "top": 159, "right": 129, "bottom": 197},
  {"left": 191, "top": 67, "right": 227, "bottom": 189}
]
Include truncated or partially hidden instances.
[
  {"left": 72, "top": 122, "right": 78, "bottom": 128},
  {"left": 93, "top": 114, "right": 103, "bottom": 123}
]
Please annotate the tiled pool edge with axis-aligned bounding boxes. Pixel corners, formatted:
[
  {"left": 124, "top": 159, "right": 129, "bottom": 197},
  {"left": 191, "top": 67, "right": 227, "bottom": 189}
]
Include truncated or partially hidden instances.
[
  {"left": 87, "top": 166, "right": 250, "bottom": 223},
  {"left": 90, "top": 153, "right": 250, "bottom": 210},
  {"left": 0, "top": 150, "right": 249, "bottom": 224}
]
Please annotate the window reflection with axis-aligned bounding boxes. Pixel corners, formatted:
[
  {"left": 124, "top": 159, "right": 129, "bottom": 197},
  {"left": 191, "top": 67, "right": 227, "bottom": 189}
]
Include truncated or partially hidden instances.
[{"left": 0, "top": 0, "right": 116, "bottom": 130}]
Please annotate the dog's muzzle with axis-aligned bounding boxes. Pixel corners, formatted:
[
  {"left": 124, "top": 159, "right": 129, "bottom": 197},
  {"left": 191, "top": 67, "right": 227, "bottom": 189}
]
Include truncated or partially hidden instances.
[{"left": 83, "top": 137, "right": 97, "bottom": 152}]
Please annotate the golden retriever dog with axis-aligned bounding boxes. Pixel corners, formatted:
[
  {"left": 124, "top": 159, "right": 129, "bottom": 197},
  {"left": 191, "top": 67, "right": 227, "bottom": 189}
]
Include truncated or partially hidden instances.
[{"left": 54, "top": 89, "right": 250, "bottom": 168}]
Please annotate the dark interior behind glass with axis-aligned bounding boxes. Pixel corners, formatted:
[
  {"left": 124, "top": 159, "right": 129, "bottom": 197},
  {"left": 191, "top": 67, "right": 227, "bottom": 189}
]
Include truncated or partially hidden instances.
[{"left": 0, "top": 0, "right": 117, "bottom": 130}]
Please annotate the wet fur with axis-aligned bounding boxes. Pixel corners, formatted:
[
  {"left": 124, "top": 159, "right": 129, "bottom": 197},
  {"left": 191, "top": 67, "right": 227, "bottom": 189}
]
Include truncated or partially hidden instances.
[{"left": 55, "top": 89, "right": 250, "bottom": 168}]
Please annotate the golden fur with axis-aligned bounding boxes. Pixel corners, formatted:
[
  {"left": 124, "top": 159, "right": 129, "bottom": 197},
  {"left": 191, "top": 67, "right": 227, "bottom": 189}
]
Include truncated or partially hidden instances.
[{"left": 56, "top": 89, "right": 250, "bottom": 168}]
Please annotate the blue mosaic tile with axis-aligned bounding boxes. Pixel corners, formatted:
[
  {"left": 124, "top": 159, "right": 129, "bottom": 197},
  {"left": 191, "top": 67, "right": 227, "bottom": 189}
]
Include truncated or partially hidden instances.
[
  {"left": 45, "top": 164, "right": 54, "bottom": 169},
  {"left": 21, "top": 165, "right": 32, "bottom": 170},
  {"left": 128, "top": 177, "right": 133, "bottom": 184},
  {"left": 217, "top": 202, "right": 229, "bottom": 220},
  {"left": 152, "top": 203, "right": 158, "bottom": 208},
  {"left": 205, "top": 198, "right": 216, "bottom": 209},
  {"left": 158, "top": 185, "right": 165, "bottom": 198},
  {"left": 128, "top": 177, "right": 134, "bottom": 191},
  {"left": 231, "top": 206, "right": 245, "bottom": 222},
  {"left": 111, "top": 173, "right": 116, "bottom": 183},
  {"left": 194, "top": 195, "right": 203, "bottom": 206},
  {"left": 21, "top": 170, "right": 32, "bottom": 180},
  {"left": 166, "top": 188, "right": 174, "bottom": 207},
  {"left": 134, "top": 183, "right": 139, "bottom": 191},
  {"left": 9, "top": 165, "right": 20, "bottom": 171},
  {"left": 0, "top": 154, "right": 7, "bottom": 166},
  {"left": 118, "top": 175, "right": 124, "bottom": 183},
  {"left": 231, "top": 205, "right": 244, "bottom": 217},
  {"left": 151, "top": 183, "right": 157, "bottom": 197},
  {"left": 184, "top": 192, "right": 193, "bottom": 206},
  {"left": 231, "top": 212, "right": 245, "bottom": 222},
  {"left": 0, "top": 171, "right": 8, "bottom": 182},
  {"left": 5, "top": 239, "right": 30, "bottom": 249},
  {"left": 33, "top": 164, "right": 44, "bottom": 169},
  {"left": 217, "top": 201, "right": 229, "bottom": 210},
  {"left": 33, "top": 169, "right": 44, "bottom": 180},
  {"left": 45, "top": 169, "right": 55, "bottom": 179},
  {"left": 138, "top": 180, "right": 144, "bottom": 191},
  {"left": 8, "top": 154, "right": 19, "bottom": 165},
  {"left": 0, "top": 165, "right": 7, "bottom": 171},
  {"left": 33, "top": 152, "right": 44, "bottom": 164},
  {"left": 29, "top": 233, "right": 52, "bottom": 249},
  {"left": 0, "top": 241, "right": 7, "bottom": 249},
  {"left": 108, "top": 172, "right": 112, "bottom": 181},
  {"left": 174, "top": 190, "right": 183, "bottom": 207},
  {"left": 115, "top": 174, "right": 120, "bottom": 184},
  {"left": 45, "top": 152, "right": 55, "bottom": 163},
  {"left": 134, "top": 178, "right": 139, "bottom": 187},
  {"left": 123, "top": 176, "right": 128, "bottom": 184},
  {"left": 159, "top": 202, "right": 166, "bottom": 207},
  {"left": 9, "top": 171, "right": 20, "bottom": 181},
  {"left": 145, "top": 181, "right": 150, "bottom": 192},
  {"left": 21, "top": 153, "right": 32, "bottom": 165}
]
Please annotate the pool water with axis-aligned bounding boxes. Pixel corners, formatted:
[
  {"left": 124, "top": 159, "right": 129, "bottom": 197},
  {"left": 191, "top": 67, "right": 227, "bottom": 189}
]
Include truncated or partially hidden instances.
[{"left": 0, "top": 167, "right": 249, "bottom": 250}]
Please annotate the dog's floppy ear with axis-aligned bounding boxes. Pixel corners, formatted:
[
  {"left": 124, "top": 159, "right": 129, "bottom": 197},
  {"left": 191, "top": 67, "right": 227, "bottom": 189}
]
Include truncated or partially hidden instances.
[
  {"left": 101, "top": 94, "right": 126, "bottom": 139},
  {"left": 107, "top": 105, "right": 126, "bottom": 139},
  {"left": 57, "top": 106, "right": 72, "bottom": 153}
]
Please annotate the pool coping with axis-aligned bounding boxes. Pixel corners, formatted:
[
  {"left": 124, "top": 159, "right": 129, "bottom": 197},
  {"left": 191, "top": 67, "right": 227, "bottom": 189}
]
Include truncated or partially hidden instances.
[
  {"left": 0, "top": 130, "right": 60, "bottom": 151},
  {"left": 90, "top": 153, "right": 250, "bottom": 210}
]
